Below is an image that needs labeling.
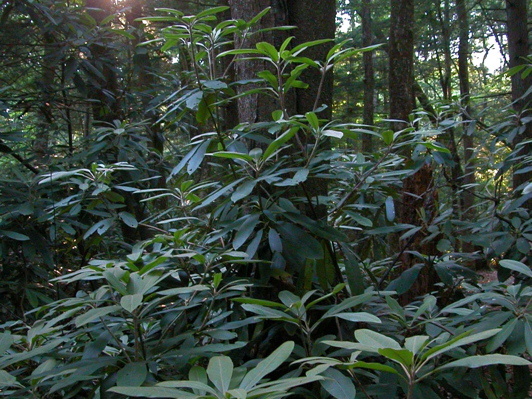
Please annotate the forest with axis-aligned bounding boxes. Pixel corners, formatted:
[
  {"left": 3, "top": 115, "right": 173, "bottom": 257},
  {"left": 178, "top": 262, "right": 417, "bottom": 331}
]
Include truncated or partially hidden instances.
[{"left": 0, "top": 0, "right": 531, "bottom": 397}]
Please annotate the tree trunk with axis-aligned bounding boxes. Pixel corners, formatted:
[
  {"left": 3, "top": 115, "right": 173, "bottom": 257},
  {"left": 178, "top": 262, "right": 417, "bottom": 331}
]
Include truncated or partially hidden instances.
[
  {"left": 361, "top": 0, "right": 375, "bottom": 153},
  {"left": 457, "top": 0, "right": 478, "bottom": 258},
  {"left": 389, "top": 0, "right": 414, "bottom": 131},
  {"left": 85, "top": 0, "right": 121, "bottom": 124},
  {"left": 505, "top": 0, "right": 532, "bottom": 200},
  {"left": 228, "top": 0, "right": 290, "bottom": 124},
  {"left": 389, "top": 0, "right": 439, "bottom": 303}
]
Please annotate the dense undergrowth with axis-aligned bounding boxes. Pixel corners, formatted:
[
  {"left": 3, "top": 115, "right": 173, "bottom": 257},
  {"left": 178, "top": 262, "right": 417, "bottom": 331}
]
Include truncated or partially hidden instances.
[{"left": 0, "top": 6, "right": 531, "bottom": 399}]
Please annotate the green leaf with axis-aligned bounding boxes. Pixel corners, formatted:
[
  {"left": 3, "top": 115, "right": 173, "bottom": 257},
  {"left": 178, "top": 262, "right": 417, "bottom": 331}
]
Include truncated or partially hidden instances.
[
  {"left": 232, "top": 297, "right": 286, "bottom": 308},
  {"left": 499, "top": 259, "right": 532, "bottom": 278},
  {"left": 420, "top": 141, "right": 450, "bottom": 153},
  {"left": 212, "top": 151, "right": 253, "bottom": 162},
  {"left": 195, "top": 6, "right": 229, "bottom": 18},
  {"left": 322, "top": 129, "right": 344, "bottom": 139},
  {"left": 387, "top": 264, "right": 423, "bottom": 295},
  {"left": 233, "top": 214, "right": 260, "bottom": 250},
  {"left": 189, "top": 366, "right": 208, "bottom": 395},
  {"left": 240, "top": 341, "right": 294, "bottom": 390},
  {"left": 263, "top": 127, "right": 298, "bottom": 160},
  {"left": 385, "top": 196, "right": 395, "bottom": 222},
  {"left": 333, "top": 312, "right": 381, "bottom": 324},
  {"left": 120, "top": 294, "right": 143, "bottom": 313},
  {"left": 320, "top": 368, "right": 356, "bottom": 399},
  {"left": 232, "top": 180, "right": 257, "bottom": 203},
  {"left": 405, "top": 336, "right": 429, "bottom": 356},
  {"left": 355, "top": 329, "right": 401, "bottom": 350},
  {"left": 378, "top": 348, "right": 414, "bottom": 367},
  {"left": 486, "top": 318, "right": 518, "bottom": 353},
  {"left": 422, "top": 329, "right": 501, "bottom": 361},
  {"left": 116, "top": 362, "right": 148, "bottom": 387},
  {"left": 341, "top": 244, "right": 365, "bottom": 296},
  {"left": 256, "top": 42, "right": 279, "bottom": 62},
  {"left": 0, "top": 332, "right": 13, "bottom": 354},
  {"left": 187, "top": 140, "right": 211, "bottom": 175},
  {"left": 305, "top": 112, "right": 320, "bottom": 130},
  {"left": 438, "top": 355, "right": 531, "bottom": 370},
  {"left": 257, "top": 70, "right": 278, "bottom": 87},
  {"left": 158, "top": 381, "right": 218, "bottom": 396},
  {"left": 381, "top": 130, "right": 394, "bottom": 145},
  {"left": 350, "top": 361, "right": 400, "bottom": 375},
  {"left": 207, "top": 356, "right": 233, "bottom": 394},
  {"left": 118, "top": 212, "right": 138, "bottom": 228},
  {"left": 0, "top": 370, "right": 20, "bottom": 388},
  {"left": 108, "top": 386, "right": 194, "bottom": 398},
  {"left": 75, "top": 305, "right": 122, "bottom": 327},
  {"left": 0, "top": 230, "right": 30, "bottom": 241}
]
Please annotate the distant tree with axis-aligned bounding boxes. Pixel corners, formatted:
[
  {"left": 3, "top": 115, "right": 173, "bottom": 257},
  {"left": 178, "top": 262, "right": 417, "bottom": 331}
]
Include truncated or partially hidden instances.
[{"left": 505, "top": 0, "right": 531, "bottom": 199}]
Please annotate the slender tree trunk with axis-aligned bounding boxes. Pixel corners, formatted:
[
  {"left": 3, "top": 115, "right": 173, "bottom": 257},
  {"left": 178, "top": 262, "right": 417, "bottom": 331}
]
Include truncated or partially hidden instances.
[
  {"left": 457, "top": 0, "right": 479, "bottom": 259},
  {"left": 361, "top": 0, "right": 375, "bottom": 153},
  {"left": 505, "top": 0, "right": 532, "bottom": 201},
  {"left": 389, "top": 0, "right": 414, "bottom": 131}
]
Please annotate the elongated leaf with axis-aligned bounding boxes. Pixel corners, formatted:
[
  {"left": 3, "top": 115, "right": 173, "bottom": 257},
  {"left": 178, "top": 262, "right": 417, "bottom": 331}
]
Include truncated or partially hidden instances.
[
  {"left": 0, "top": 332, "right": 13, "bottom": 354},
  {"left": 120, "top": 294, "right": 143, "bottom": 313},
  {"left": 422, "top": 329, "right": 501, "bottom": 361},
  {"left": 0, "top": 370, "right": 20, "bottom": 388},
  {"left": 116, "top": 362, "right": 147, "bottom": 387},
  {"left": 263, "top": 128, "right": 297, "bottom": 160},
  {"left": 486, "top": 318, "right": 518, "bottom": 353},
  {"left": 256, "top": 41, "right": 279, "bottom": 61},
  {"left": 233, "top": 214, "right": 260, "bottom": 250},
  {"left": 405, "top": 336, "right": 429, "bottom": 356},
  {"left": 378, "top": 348, "right": 414, "bottom": 367},
  {"left": 320, "top": 368, "right": 356, "bottom": 399},
  {"left": 350, "top": 361, "right": 400, "bottom": 375},
  {"left": 355, "top": 329, "right": 401, "bottom": 350},
  {"left": 499, "top": 259, "right": 532, "bottom": 278},
  {"left": 108, "top": 386, "right": 195, "bottom": 398},
  {"left": 207, "top": 356, "right": 233, "bottom": 394},
  {"left": 118, "top": 212, "right": 138, "bottom": 228},
  {"left": 232, "top": 297, "right": 286, "bottom": 308},
  {"left": 333, "top": 312, "right": 381, "bottom": 324},
  {"left": 195, "top": 178, "right": 245, "bottom": 210},
  {"left": 212, "top": 151, "right": 253, "bottom": 162},
  {"left": 0, "top": 230, "right": 30, "bottom": 241},
  {"left": 438, "top": 355, "right": 531, "bottom": 370},
  {"left": 341, "top": 244, "right": 365, "bottom": 296},
  {"left": 240, "top": 341, "right": 294, "bottom": 390},
  {"left": 232, "top": 180, "right": 257, "bottom": 202},
  {"left": 75, "top": 305, "right": 122, "bottom": 327}
]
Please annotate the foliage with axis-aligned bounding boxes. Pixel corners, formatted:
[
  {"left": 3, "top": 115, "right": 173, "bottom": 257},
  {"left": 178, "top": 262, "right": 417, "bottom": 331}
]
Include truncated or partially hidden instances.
[{"left": 0, "top": 2, "right": 531, "bottom": 399}]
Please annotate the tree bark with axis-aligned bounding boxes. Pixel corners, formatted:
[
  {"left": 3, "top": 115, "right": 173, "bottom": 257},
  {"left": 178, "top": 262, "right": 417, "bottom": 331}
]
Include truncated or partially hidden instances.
[
  {"left": 85, "top": 0, "right": 121, "bottom": 123},
  {"left": 361, "top": 0, "right": 375, "bottom": 153},
  {"left": 389, "top": 0, "right": 414, "bottom": 131},
  {"left": 389, "top": 0, "right": 439, "bottom": 303},
  {"left": 505, "top": 0, "right": 532, "bottom": 199},
  {"left": 228, "top": 0, "right": 290, "bottom": 124}
]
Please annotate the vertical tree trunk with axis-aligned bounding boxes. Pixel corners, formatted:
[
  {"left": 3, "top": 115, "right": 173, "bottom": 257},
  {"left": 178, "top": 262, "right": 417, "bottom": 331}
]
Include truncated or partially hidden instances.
[
  {"left": 228, "top": 0, "right": 290, "bottom": 124},
  {"left": 287, "top": 0, "right": 336, "bottom": 119},
  {"left": 457, "top": 0, "right": 478, "bottom": 257},
  {"left": 505, "top": 0, "right": 532, "bottom": 200},
  {"left": 85, "top": 0, "right": 121, "bottom": 123},
  {"left": 361, "top": 0, "right": 375, "bottom": 153},
  {"left": 287, "top": 0, "right": 336, "bottom": 221},
  {"left": 389, "top": 0, "right": 414, "bottom": 131},
  {"left": 389, "top": 0, "right": 439, "bottom": 303}
]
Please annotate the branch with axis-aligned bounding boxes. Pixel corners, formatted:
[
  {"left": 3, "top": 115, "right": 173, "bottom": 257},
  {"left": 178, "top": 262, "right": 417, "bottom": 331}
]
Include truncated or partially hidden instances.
[{"left": 0, "top": 140, "right": 39, "bottom": 174}]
